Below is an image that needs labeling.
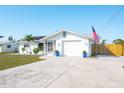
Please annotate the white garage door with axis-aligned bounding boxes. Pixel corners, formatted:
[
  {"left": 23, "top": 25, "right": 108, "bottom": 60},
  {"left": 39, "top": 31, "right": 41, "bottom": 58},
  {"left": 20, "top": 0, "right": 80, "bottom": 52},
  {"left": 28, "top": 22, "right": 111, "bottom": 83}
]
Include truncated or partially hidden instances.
[{"left": 63, "top": 41, "right": 82, "bottom": 56}]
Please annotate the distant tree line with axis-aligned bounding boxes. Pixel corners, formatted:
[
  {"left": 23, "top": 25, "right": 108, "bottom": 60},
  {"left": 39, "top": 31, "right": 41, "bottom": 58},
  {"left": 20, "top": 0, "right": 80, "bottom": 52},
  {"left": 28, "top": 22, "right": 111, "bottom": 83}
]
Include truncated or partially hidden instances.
[
  {"left": 100, "top": 39, "right": 124, "bottom": 44},
  {"left": 113, "top": 39, "right": 124, "bottom": 44}
]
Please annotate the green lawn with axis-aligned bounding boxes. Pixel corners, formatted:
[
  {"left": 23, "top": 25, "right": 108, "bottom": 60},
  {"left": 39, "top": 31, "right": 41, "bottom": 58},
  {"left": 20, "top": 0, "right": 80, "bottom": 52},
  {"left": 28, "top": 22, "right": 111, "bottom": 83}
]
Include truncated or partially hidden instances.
[{"left": 0, "top": 54, "right": 44, "bottom": 71}]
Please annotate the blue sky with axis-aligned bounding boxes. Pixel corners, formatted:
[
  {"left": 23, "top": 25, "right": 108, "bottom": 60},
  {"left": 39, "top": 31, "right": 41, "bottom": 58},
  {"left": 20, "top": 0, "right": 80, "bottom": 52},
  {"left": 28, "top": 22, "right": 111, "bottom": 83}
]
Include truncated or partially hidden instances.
[{"left": 0, "top": 5, "right": 123, "bottom": 43}]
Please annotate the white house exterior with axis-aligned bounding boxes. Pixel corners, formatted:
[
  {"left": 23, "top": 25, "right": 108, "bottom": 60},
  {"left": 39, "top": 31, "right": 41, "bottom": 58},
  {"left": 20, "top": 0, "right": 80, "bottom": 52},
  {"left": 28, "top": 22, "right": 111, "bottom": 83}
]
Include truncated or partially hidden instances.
[
  {"left": 41, "top": 30, "right": 93, "bottom": 57},
  {"left": 0, "top": 42, "right": 19, "bottom": 53},
  {"left": 18, "top": 30, "right": 93, "bottom": 57}
]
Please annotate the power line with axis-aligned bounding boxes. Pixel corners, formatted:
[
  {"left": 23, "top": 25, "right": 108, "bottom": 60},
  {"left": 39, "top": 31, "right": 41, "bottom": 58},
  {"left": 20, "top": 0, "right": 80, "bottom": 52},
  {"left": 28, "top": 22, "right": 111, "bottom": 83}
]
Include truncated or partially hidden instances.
[{"left": 98, "top": 5, "right": 124, "bottom": 35}]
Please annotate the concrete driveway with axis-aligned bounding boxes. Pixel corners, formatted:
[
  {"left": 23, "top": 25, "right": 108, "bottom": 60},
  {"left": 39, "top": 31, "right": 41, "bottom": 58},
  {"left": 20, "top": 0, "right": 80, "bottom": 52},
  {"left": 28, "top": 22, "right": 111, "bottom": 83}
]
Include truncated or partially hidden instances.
[{"left": 0, "top": 56, "right": 124, "bottom": 88}]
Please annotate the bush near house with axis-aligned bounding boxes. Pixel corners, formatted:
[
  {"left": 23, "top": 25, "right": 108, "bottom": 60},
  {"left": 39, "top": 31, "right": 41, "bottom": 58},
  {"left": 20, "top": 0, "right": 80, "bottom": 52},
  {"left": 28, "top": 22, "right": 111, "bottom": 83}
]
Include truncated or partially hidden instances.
[{"left": 33, "top": 47, "right": 40, "bottom": 55}]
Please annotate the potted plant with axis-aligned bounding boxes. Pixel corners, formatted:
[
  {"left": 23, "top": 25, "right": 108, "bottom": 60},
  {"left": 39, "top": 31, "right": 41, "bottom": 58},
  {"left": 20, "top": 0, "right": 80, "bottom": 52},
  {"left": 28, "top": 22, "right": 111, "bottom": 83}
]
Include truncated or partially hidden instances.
[
  {"left": 54, "top": 50, "right": 59, "bottom": 56},
  {"left": 82, "top": 50, "right": 87, "bottom": 58}
]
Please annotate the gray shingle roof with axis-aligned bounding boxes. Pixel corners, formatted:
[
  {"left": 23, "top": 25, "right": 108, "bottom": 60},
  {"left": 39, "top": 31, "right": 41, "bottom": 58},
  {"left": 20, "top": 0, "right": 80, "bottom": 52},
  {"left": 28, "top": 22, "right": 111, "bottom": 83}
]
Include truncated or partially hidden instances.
[
  {"left": 33, "top": 36, "right": 46, "bottom": 40},
  {"left": 0, "top": 36, "right": 3, "bottom": 38}
]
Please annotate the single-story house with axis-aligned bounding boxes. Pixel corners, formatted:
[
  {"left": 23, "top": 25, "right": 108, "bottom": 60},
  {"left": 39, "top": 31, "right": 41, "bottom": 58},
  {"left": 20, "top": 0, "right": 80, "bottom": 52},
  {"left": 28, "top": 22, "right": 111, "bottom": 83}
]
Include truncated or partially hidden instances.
[
  {"left": 0, "top": 41, "right": 19, "bottom": 53},
  {"left": 18, "top": 30, "right": 94, "bottom": 57}
]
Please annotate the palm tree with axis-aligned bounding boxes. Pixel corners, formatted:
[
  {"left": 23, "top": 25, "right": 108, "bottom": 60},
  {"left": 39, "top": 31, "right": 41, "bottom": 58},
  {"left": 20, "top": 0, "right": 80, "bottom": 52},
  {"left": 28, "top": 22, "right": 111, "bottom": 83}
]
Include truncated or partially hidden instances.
[
  {"left": 8, "top": 36, "right": 13, "bottom": 41},
  {"left": 24, "top": 34, "right": 34, "bottom": 54},
  {"left": 24, "top": 34, "right": 34, "bottom": 42},
  {"left": 113, "top": 39, "right": 124, "bottom": 44}
]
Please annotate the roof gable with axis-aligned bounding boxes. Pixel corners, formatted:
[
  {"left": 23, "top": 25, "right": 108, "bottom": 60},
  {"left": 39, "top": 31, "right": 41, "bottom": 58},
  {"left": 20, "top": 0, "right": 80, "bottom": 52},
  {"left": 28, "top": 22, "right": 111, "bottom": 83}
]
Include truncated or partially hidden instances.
[{"left": 40, "top": 29, "right": 93, "bottom": 41}]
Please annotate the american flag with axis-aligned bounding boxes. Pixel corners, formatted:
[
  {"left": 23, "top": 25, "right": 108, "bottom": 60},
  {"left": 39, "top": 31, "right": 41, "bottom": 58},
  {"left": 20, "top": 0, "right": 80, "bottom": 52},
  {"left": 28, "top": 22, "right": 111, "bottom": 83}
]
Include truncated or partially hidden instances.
[{"left": 92, "top": 26, "right": 100, "bottom": 43}]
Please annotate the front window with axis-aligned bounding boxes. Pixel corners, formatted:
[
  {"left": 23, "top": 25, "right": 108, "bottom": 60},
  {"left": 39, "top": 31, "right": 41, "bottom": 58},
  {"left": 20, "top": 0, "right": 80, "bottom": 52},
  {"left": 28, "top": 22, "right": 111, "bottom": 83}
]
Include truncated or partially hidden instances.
[
  {"left": 38, "top": 43, "right": 44, "bottom": 50},
  {"left": 48, "top": 42, "right": 53, "bottom": 52},
  {"left": 7, "top": 45, "right": 11, "bottom": 48},
  {"left": 24, "top": 44, "right": 29, "bottom": 47}
]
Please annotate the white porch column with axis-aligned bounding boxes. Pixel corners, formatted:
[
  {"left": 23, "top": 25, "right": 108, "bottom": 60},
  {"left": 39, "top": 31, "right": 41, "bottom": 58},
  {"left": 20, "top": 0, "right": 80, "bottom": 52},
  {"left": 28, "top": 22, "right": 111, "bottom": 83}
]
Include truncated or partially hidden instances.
[
  {"left": 43, "top": 41, "right": 45, "bottom": 55},
  {"left": 44, "top": 41, "right": 47, "bottom": 55},
  {"left": 53, "top": 40, "right": 56, "bottom": 52}
]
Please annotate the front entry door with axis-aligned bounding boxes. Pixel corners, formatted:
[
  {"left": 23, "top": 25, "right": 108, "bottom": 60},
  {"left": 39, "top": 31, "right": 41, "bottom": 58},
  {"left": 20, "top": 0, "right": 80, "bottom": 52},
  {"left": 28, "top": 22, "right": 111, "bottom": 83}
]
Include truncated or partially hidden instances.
[{"left": 47, "top": 41, "right": 54, "bottom": 55}]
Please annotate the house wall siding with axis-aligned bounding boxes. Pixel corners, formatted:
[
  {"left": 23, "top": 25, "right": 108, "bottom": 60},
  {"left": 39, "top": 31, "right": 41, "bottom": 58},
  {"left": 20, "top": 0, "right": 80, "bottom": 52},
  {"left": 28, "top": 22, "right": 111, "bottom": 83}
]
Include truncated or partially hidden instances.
[{"left": 0, "top": 43, "right": 19, "bottom": 53}]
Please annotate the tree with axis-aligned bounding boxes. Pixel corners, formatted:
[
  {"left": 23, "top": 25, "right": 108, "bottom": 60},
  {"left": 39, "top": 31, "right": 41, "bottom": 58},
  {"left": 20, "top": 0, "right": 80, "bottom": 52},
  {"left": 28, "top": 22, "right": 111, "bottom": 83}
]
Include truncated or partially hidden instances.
[
  {"left": 24, "top": 34, "right": 34, "bottom": 54},
  {"left": 113, "top": 39, "right": 124, "bottom": 44},
  {"left": 101, "top": 39, "right": 107, "bottom": 44},
  {"left": 24, "top": 34, "right": 34, "bottom": 42},
  {"left": 8, "top": 36, "right": 13, "bottom": 41}
]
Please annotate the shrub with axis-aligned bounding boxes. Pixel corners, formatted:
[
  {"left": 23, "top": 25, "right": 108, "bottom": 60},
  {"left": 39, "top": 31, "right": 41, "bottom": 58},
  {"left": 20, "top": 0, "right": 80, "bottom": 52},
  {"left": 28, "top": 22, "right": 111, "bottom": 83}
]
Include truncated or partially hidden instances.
[
  {"left": 89, "top": 54, "right": 95, "bottom": 57},
  {"left": 22, "top": 47, "right": 25, "bottom": 52},
  {"left": 33, "top": 48, "right": 40, "bottom": 55},
  {"left": 55, "top": 50, "right": 59, "bottom": 53}
]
